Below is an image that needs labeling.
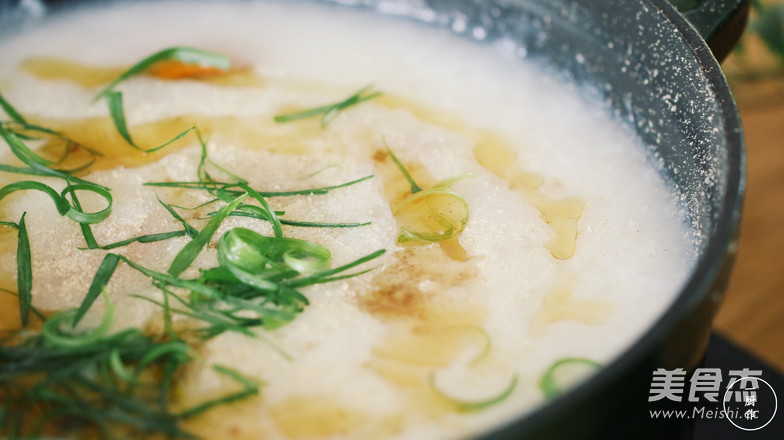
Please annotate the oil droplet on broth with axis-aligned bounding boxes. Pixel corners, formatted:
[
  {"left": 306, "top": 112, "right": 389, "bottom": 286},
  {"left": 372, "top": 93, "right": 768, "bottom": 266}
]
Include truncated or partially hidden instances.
[
  {"left": 0, "top": 280, "right": 46, "bottom": 335},
  {"left": 20, "top": 57, "right": 125, "bottom": 88},
  {"left": 359, "top": 244, "right": 486, "bottom": 422},
  {"left": 178, "top": 395, "right": 268, "bottom": 440},
  {"left": 472, "top": 134, "right": 586, "bottom": 259},
  {"left": 270, "top": 395, "right": 368, "bottom": 439},
  {"left": 531, "top": 275, "right": 613, "bottom": 330},
  {"left": 473, "top": 130, "right": 543, "bottom": 191},
  {"left": 529, "top": 193, "right": 587, "bottom": 260},
  {"left": 375, "top": 94, "right": 468, "bottom": 135},
  {"left": 0, "top": 289, "right": 21, "bottom": 333},
  {"left": 20, "top": 56, "right": 265, "bottom": 89},
  {"left": 28, "top": 114, "right": 315, "bottom": 172}
]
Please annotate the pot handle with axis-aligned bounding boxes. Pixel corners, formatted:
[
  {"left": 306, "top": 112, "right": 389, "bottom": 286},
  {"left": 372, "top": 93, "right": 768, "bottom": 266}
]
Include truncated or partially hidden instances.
[{"left": 669, "top": 0, "right": 750, "bottom": 62}]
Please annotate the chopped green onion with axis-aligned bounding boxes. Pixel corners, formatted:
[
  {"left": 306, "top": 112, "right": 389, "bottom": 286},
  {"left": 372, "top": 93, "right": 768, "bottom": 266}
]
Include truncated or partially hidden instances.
[
  {"left": 144, "top": 174, "right": 374, "bottom": 197},
  {"left": 177, "top": 365, "right": 261, "bottom": 419},
  {"left": 0, "top": 122, "right": 106, "bottom": 188},
  {"left": 0, "top": 90, "right": 28, "bottom": 124},
  {"left": 0, "top": 180, "right": 112, "bottom": 225},
  {"left": 237, "top": 183, "right": 283, "bottom": 238},
  {"left": 0, "top": 124, "right": 67, "bottom": 179},
  {"left": 60, "top": 183, "right": 113, "bottom": 224},
  {"left": 117, "top": 254, "right": 219, "bottom": 298},
  {"left": 382, "top": 141, "right": 472, "bottom": 244},
  {"left": 105, "top": 90, "right": 195, "bottom": 152},
  {"left": 157, "top": 195, "right": 199, "bottom": 238},
  {"left": 168, "top": 193, "right": 247, "bottom": 277},
  {"left": 384, "top": 138, "right": 422, "bottom": 194},
  {"left": 71, "top": 254, "right": 120, "bottom": 328},
  {"left": 108, "top": 348, "right": 138, "bottom": 384},
  {"left": 219, "top": 227, "right": 331, "bottom": 280},
  {"left": 0, "top": 180, "right": 71, "bottom": 216},
  {"left": 274, "top": 85, "right": 381, "bottom": 128},
  {"left": 538, "top": 357, "right": 601, "bottom": 399},
  {"left": 429, "top": 372, "right": 518, "bottom": 413},
  {"left": 394, "top": 187, "right": 469, "bottom": 243},
  {"left": 42, "top": 295, "right": 115, "bottom": 348},
  {"left": 96, "top": 230, "right": 189, "bottom": 250},
  {"left": 137, "top": 339, "right": 192, "bottom": 369},
  {"left": 433, "top": 173, "right": 476, "bottom": 189},
  {"left": 287, "top": 249, "right": 385, "bottom": 288},
  {"left": 67, "top": 182, "right": 100, "bottom": 249},
  {"left": 15, "top": 213, "right": 32, "bottom": 328},
  {"left": 234, "top": 213, "right": 370, "bottom": 229}
]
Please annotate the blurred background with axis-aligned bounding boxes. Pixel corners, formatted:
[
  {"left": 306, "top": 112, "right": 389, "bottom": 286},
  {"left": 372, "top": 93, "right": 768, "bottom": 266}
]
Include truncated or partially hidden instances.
[{"left": 713, "top": 0, "right": 784, "bottom": 372}]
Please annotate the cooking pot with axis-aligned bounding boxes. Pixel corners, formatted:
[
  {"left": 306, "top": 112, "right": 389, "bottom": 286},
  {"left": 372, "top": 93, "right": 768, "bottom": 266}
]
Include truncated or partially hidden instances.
[{"left": 0, "top": 0, "right": 746, "bottom": 439}]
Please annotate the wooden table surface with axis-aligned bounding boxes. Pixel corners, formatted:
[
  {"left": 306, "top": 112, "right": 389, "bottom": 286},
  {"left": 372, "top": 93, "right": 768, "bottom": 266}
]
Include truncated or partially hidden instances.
[{"left": 714, "top": 34, "right": 784, "bottom": 372}]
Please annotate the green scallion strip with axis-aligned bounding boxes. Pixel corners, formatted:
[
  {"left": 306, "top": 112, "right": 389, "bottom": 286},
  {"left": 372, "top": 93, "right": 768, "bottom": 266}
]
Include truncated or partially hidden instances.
[
  {"left": 0, "top": 163, "right": 46, "bottom": 177},
  {"left": 219, "top": 228, "right": 331, "bottom": 281},
  {"left": 0, "top": 163, "right": 101, "bottom": 189},
  {"left": 177, "top": 365, "right": 260, "bottom": 419},
  {"left": 273, "top": 85, "right": 381, "bottom": 128},
  {"left": 0, "top": 181, "right": 72, "bottom": 216},
  {"left": 383, "top": 139, "right": 422, "bottom": 194},
  {"left": 144, "top": 174, "right": 374, "bottom": 197},
  {"left": 168, "top": 194, "right": 247, "bottom": 277},
  {"left": 42, "top": 298, "right": 115, "bottom": 348},
  {"left": 433, "top": 173, "right": 476, "bottom": 189},
  {"left": 108, "top": 348, "right": 138, "bottom": 384},
  {"left": 429, "top": 373, "right": 519, "bottom": 413},
  {"left": 0, "top": 124, "right": 66, "bottom": 177},
  {"left": 0, "top": 124, "right": 107, "bottom": 187},
  {"left": 15, "top": 213, "right": 32, "bottom": 328},
  {"left": 117, "top": 255, "right": 218, "bottom": 298},
  {"left": 66, "top": 180, "right": 100, "bottom": 249},
  {"left": 538, "top": 357, "right": 602, "bottom": 399},
  {"left": 287, "top": 249, "right": 386, "bottom": 288},
  {"left": 60, "top": 183, "right": 113, "bottom": 224},
  {"left": 0, "top": 90, "right": 27, "bottom": 124},
  {"left": 96, "top": 230, "right": 189, "bottom": 250},
  {"left": 279, "top": 219, "right": 370, "bottom": 228},
  {"left": 216, "top": 228, "right": 293, "bottom": 291},
  {"left": 3, "top": 119, "right": 103, "bottom": 171},
  {"left": 133, "top": 293, "right": 257, "bottom": 339},
  {"left": 105, "top": 90, "right": 134, "bottom": 145},
  {"left": 105, "top": 90, "right": 195, "bottom": 152},
  {"left": 72, "top": 253, "right": 120, "bottom": 328},
  {"left": 237, "top": 183, "right": 283, "bottom": 238},
  {"left": 158, "top": 196, "right": 199, "bottom": 238},
  {"left": 229, "top": 211, "right": 370, "bottom": 229},
  {"left": 95, "top": 47, "right": 232, "bottom": 99},
  {"left": 137, "top": 340, "right": 191, "bottom": 370}
]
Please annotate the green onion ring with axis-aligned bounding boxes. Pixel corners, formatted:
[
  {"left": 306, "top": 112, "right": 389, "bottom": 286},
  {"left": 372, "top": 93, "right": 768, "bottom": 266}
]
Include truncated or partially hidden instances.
[
  {"left": 429, "top": 372, "right": 519, "bottom": 413},
  {"left": 538, "top": 357, "right": 601, "bottom": 399},
  {"left": 42, "top": 298, "right": 115, "bottom": 348},
  {"left": 61, "top": 183, "right": 113, "bottom": 224},
  {"left": 393, "top": 187, "right": 468, "bottom": 242}
]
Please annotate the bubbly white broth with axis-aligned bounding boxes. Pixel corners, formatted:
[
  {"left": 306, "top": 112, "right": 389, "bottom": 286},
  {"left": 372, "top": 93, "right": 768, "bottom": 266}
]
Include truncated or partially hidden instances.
[{"left": 0, "top": 1, "right": 695, "bottom": 439}]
